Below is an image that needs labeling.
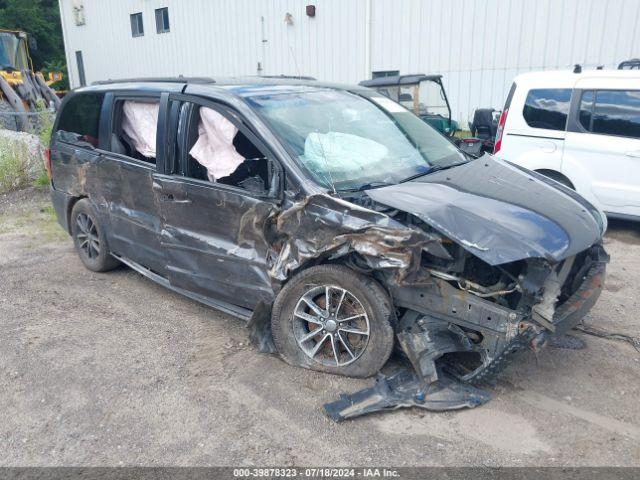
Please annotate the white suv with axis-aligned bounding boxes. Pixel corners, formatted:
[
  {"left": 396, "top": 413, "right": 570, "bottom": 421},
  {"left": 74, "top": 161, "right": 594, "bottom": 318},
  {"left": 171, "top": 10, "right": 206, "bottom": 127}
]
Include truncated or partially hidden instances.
[{"left": 494, "top": 69, "right": 640, "bottom": 220}]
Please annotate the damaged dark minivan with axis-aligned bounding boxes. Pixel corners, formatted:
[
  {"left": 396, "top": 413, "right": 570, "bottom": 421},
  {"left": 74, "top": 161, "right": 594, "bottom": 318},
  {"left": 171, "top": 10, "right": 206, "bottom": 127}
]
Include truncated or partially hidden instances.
[{"left": 48, "top": 77, "right": 608, "bottom": 420}]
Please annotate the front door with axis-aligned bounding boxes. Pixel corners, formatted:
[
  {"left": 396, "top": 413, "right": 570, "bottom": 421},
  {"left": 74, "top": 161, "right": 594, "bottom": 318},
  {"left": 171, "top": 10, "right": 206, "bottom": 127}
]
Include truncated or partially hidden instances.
[{"left": 153, "top": 96, "right": 280, "bottom": 309}]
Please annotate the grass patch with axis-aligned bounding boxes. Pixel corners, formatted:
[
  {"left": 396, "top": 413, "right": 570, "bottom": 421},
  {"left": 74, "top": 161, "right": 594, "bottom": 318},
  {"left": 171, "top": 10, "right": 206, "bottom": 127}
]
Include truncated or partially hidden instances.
[
  {"left": 33, "top": 167, "right": 50, "bottom": 187},
  {"left": 36, "top": 103, "right": 54, "bottom": 147},
  {"left": 0, "top": 139, "right": 31, "bottom": 193},
  {"left": 453, "top": 129, "right": 472, "bottom": 139}
]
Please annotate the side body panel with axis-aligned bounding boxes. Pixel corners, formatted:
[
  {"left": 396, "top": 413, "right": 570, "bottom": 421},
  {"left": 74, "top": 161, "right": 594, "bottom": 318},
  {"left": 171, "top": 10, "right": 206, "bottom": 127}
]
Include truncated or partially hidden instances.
[
  {"left": 564, "top": 80, "right": 640, "bottom": 217},
  {"left": 100, "top": 155, "right": 165, "bottom": 274}
]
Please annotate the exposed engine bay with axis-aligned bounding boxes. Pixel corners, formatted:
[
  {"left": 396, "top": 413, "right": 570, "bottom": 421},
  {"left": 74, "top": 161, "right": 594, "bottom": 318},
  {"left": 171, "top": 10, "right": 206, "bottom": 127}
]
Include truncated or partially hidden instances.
[{"left": 323, "top": 192, "right": 608, "bottom": 420}]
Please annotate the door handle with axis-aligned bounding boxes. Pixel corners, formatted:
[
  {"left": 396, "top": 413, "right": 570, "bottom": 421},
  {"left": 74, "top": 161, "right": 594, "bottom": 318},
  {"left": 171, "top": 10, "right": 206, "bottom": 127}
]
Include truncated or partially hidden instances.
[
  {"left": 624, "top": 150, "right": 640, "bottom": 158},
  {"left": 160, "top": 193, "right": 191, "bottom": 204}
]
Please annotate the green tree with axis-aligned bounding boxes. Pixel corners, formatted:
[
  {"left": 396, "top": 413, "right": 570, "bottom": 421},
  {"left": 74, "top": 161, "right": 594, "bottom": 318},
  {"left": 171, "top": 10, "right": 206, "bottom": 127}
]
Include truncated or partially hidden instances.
[{"left": 0, "top": 0, "right": 65, "bottom": 71}]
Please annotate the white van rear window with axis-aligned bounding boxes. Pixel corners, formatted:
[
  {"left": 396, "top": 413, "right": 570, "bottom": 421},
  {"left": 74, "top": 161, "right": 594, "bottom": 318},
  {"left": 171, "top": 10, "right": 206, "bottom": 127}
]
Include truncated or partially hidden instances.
[{"left": 523, "top": 88, "right": 571, "bottom": 131}]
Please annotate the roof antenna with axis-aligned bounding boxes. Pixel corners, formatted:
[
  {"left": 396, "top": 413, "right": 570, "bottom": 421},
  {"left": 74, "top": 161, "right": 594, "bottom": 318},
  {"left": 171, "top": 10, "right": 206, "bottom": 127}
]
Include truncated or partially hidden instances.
[
  {"left": 573, "top": 64, "right": 582, "bottom": 74},
  {"left": 284, "top": 15, "right": 303, "bottom": 80},
  {"left": 288, "top": 45, "right": 302, "bottom": 79}
]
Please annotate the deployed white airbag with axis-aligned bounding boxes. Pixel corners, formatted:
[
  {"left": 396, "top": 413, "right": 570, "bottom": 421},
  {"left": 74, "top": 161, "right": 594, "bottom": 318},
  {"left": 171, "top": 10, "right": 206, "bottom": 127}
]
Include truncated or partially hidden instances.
[
  {"left": 122, "top": 101, "right": 160, "bottom": 158},
  {"left": 303, "top": 132, "right": 388, "bottom": 175},
  {"left": 189, "top": 107, "right": 245, "bottom": 181}
]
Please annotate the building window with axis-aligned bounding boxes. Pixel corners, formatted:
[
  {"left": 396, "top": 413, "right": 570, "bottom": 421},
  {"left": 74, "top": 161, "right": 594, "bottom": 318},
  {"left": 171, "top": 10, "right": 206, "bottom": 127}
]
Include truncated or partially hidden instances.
[
  {"left": 130, "top": 12, "right": 144, "bottom": 37},
  {"left": 75, "top": 50, "right": 86, "bottom": 87},
  {"left": 155, "top": 8, "right": 170, "bottom": 34}
]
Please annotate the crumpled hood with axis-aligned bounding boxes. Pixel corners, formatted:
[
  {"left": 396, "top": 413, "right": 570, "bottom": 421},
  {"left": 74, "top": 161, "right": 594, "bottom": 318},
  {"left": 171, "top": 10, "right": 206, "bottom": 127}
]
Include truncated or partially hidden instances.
[{"left": 365, "top": 156, "right": 604, "bottom": 265}]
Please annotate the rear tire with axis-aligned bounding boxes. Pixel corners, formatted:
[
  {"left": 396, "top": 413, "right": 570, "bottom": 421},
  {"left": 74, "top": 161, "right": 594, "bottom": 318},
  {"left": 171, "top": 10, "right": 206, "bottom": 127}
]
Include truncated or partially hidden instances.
[
  {"left": 271, "top": 265, "right": 394, "bottom": 378},
  {"left": 70, "top": 199, "right": 120, "bottom": 272}
]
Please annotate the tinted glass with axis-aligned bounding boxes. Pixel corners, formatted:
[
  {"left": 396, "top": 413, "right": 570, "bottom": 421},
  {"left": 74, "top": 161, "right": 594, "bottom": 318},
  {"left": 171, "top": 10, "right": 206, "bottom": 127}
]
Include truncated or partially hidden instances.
[
  {"left": 523, "top": 88, "right": 572, "bottom": 131},
  {"left": 592, "top": 90, "right": 640, "bottom": 139},
  {"left": 55, "top": 93, "right": 104, "bottom": 148},
  {"left": 579, "top": 90, "right": 594, "bottom": 131}
]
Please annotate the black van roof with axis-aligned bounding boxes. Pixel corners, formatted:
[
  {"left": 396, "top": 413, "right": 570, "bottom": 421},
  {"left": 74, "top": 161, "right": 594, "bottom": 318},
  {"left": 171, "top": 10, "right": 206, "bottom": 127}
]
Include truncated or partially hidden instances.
[{"left": 79, "top": 75, "right": 365, "bottom": 95}]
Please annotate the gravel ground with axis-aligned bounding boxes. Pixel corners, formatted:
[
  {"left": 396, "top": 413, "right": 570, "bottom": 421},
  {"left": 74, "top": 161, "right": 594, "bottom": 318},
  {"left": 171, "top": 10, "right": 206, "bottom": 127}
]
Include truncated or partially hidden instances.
[{"left": 0, "top": 187, "right": 639, "bottom": 467}]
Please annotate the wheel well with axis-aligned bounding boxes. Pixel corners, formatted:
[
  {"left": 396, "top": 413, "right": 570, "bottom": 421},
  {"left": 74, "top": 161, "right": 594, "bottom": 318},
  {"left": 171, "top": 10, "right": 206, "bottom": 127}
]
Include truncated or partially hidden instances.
[
  {"left": 280, "top": 254, "right": 385, "bottom": 293},
  {"left": 534, "top": 169, "right": 575, "bottom": 189},
  {"left": 66, "top": 195, "right": 87, "bottom": 234}
]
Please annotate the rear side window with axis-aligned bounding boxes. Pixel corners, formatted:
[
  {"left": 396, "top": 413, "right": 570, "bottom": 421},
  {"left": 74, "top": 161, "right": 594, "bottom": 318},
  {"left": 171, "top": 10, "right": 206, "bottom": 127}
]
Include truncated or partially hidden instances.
[
  {"left": 522, "top": 88, "right": 572, "bottom": 131},
  {"left": 588, "top": 90, "right": 640, "bottom": 139},
  {"left": 55, "top": 93, "right": 104, "bottom": 148}
]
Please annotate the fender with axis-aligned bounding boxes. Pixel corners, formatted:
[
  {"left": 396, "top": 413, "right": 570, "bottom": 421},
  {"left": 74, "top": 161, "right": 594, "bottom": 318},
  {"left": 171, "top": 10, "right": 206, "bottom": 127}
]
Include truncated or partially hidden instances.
[{"left": 560, "top": 151, "right": 603, "bottom": 211}]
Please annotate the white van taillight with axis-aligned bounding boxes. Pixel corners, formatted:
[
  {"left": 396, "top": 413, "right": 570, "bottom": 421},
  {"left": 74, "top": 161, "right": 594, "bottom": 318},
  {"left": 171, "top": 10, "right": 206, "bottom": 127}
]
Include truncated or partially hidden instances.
[
  {"left": 494, "top": 82, "right": 517, "bottom": 155},
  {"left": 44, "top": 148, "right": 52, "bottom": 181},
  {"left": 493, "top": 108, "right": 508, "bottom": 154}
]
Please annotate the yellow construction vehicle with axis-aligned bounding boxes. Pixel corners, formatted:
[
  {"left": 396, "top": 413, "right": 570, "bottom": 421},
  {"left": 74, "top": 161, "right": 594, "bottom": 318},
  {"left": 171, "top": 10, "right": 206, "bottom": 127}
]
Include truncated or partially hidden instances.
[{"left": 0, "top": 29, "right": 62, "bottom": 131}]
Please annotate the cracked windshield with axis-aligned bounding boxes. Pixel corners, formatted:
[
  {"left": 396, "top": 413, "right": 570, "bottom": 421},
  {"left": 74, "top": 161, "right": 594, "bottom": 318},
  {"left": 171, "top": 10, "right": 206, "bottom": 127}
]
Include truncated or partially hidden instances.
[{"left": 245, "top": 88, "right": 466, "bottom": 191}]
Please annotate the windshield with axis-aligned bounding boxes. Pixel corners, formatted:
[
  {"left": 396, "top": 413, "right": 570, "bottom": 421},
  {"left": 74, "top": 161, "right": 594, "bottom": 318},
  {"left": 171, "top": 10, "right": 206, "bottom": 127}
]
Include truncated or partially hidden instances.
[
  {"left": 244, "top": 88, "right": 465, "bottom": 191},
  {"left": 0, "top": 33, "right": 28, "bottom": 70},
  {"left": 417, "top": 80, "right": 449, "bottom": 117}
]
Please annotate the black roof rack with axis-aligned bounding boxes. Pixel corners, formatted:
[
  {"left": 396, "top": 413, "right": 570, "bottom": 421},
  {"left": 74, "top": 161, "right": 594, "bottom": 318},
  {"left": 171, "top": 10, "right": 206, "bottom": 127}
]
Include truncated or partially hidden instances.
[
  {"left": 257, "top": 74, "right": 317, "bottom": 81},
  {"left": 359, "top": 73, "right": 443, "bottom": 88},
  {"left": 618, "top": 59, "right": 640, "bottom": 70},
  {"left": 92, "top": 76, "right": 215, "bottom": 85}
]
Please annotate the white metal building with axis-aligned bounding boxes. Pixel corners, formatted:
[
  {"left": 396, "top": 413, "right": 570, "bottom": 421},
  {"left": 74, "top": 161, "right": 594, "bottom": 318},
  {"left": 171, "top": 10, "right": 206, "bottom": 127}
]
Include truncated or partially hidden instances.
[{"left": 59, "top": 0, "right": 640, "bottom": 125}]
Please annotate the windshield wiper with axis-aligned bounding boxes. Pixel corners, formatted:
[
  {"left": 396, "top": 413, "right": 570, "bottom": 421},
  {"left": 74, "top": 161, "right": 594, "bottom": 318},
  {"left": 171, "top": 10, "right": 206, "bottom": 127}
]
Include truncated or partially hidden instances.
[
  {"left": 400, "top": 161, "right": 470, "bottom": 183},
  {"left": 340, "top": 181, "right": 396, "bottom": 192}
]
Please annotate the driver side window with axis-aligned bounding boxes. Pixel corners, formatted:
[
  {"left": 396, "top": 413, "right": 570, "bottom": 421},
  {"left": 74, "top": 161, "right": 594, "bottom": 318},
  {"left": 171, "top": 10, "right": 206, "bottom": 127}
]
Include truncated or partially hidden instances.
[{"left": 178, "top": 102, "right": 274, "bottom": 196}]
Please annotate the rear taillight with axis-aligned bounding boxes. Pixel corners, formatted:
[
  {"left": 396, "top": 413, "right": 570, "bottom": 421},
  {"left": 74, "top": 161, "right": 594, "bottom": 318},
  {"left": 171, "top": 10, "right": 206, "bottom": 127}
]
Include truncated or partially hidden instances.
[
  {"left": 493, "top": 108, "right": 508, "bottom": 154},
  {"left": 43, "top": 147, "right": 52, "bottom": 181}
]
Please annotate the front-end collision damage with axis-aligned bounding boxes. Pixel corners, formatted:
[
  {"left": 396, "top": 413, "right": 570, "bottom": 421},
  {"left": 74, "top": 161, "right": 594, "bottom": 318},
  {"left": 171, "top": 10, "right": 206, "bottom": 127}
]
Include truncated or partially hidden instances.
[
  {"left": 324, "top": 368, "right": 490, "bottom": 422},
  {"left": 247, "top": 193, "right": 447, "bottom": 353},
  {"left": 246, "top": 188, "right": 609, "bottom": 421},
  {"left": 267, "top": 193, "right": 446, "bottom": 284}
]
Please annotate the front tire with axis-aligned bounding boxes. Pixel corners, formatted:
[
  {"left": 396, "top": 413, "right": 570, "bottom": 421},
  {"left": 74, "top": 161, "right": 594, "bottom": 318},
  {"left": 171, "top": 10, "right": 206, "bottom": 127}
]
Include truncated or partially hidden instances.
[
  {"left": 70, "top": 199, "right": 120, "bottom": 272},
  {"left": 271, "top": 265, "right": 394, "bottom": 378}
]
